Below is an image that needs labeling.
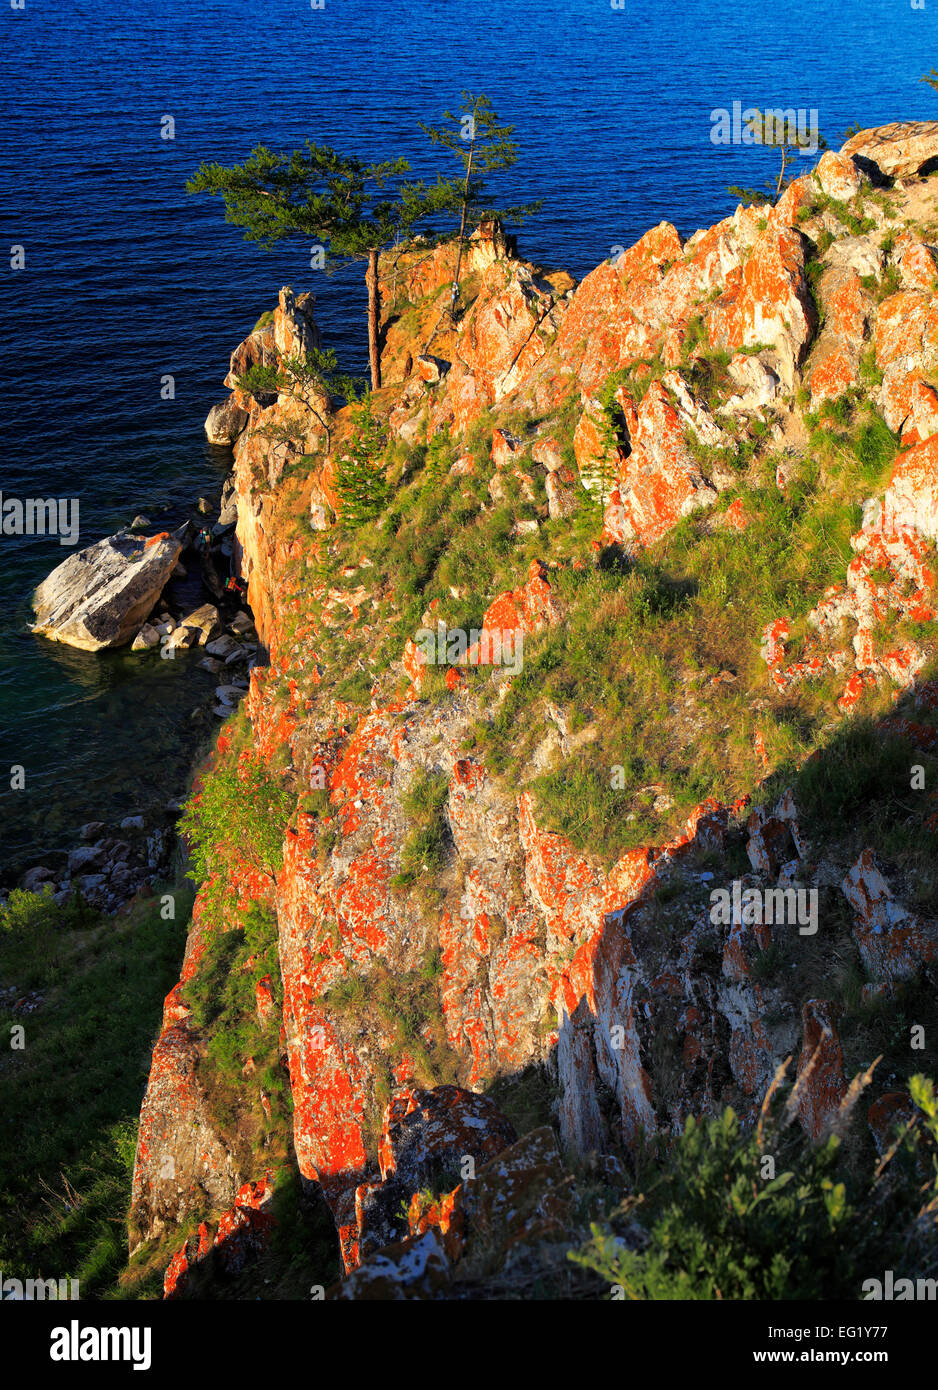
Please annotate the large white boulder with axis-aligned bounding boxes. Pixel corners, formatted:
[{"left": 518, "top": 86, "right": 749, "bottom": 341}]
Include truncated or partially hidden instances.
[{"left": 32, "top": 527, "right": 185, "bottom": 651}]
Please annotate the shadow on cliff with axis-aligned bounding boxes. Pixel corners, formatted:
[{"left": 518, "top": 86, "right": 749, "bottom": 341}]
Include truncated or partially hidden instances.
[{"left": 492, "top": 660, "right": 938, "bottom": 1168}]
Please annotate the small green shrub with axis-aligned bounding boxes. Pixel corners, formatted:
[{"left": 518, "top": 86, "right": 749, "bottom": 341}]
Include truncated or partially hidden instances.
[
  {"left": 180, "top": 750, "right": 294, "bottom": 882},
  {"left": 570, "top": 1080, "right": 938, "bottom": 1300}
]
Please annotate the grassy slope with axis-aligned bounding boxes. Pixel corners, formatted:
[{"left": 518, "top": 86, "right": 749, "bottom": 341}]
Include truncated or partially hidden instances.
[{"left": 0, "top": 883, "right": 190, "bottom": 1296}]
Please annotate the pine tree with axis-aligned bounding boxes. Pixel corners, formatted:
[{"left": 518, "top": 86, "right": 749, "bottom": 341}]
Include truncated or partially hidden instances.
[
  {"left": 419, "top": 92, "right": 541, "bottom": 316},
  {"left": 728, "top": 110, "right": 827, "bottom": 205},
  {"left": 188, "top": 146, "right": 439, "bottom": 390},
  {"left": 331, "top": 397, "right": 389, "bottom": 529}
]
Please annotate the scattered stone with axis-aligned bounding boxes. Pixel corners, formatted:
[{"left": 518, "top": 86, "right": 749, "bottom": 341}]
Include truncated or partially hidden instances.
[
  {"left": 414, "top": 354, "right": 449, "bottom": 384},
  {"left": 215, "top": 685, "right": 245, "bottom": 707},
  {"left": 145, "top": 828, "right": 168, "bottom": 871},
  {"left": 19, "top": 865, "right": 53, "bottom": 893},
  {"left": 842, "top": 849, "right": 938, "bottom": 982},
  {"left": 217, "top": 479, "right": 239, "bottom": 527},
  {"left": 815, "top": 150, "right": 863, "bottom": 202},
  {"left": 545, "top": 466, "right": 579, "bottom": 519},
  {"left": 165, "top": 625, "right": 201, "bottom": 651},
  {"left": 205, "top": 634, "right": 241, "bottom": 660},
  {"left": 725, "top": 354, "right": 779, "bottom": 413},
  {"left": 178, "top": 604, "right": 221, "bottom": 646},
  {"left": 796, "top": 999, "right": 847, "bottom": 1141},
  {"left": 131, "top": 622, "right": 161, "bottom": 651},
  {"left": 67, "top": 844, "right": 107, "bottom": 875},
  {"left": 531, "top": 436, "right": 566, "bottom": 472},
  {"left": 76, "top": 872, "right": 108, "bottom": 898}
]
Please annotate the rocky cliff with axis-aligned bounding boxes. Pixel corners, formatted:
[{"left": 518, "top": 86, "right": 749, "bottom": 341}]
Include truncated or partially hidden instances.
[{"left": 127, "top": 125, "right": 938, "bottom": 1299}]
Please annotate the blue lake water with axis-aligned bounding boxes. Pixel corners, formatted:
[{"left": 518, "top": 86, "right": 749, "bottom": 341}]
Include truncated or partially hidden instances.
[{"left": 0, "top": 0, "right": 936, "bottom": 873}]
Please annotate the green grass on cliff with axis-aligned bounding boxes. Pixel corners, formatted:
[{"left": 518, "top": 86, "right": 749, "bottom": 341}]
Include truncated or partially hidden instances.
[
  {"left": 180, "top": 725, "right": 295, "bottom": 884},
  {"left": 316, "top": 947, "right": 459, "bottom": 1148},
  {"left": 180, "top": 897, "right": 290, "bottom": 1165},
  {"left": 269, "top": 391, "right": 592, "bottom": 710},
  {"left": 267, "top": 349, "right": 924, "bottom": 875},
  {"left": 391, "top": 769, "right": 451, "bottom": 893},
  {"left": 457, "top": 395, "right": 915, "bottom": 867},
  {"left": 0, "top": 882, "right": 190, "bottom": 1297}
]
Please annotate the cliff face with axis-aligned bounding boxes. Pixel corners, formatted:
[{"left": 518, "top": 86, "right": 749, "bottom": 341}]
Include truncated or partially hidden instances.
[{"left": 129, "top": 125, "right": 938, "bottom": 1298}]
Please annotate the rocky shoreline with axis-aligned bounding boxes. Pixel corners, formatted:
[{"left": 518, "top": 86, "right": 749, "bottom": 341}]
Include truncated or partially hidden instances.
[{"left": 1, "top": 471, "right": 262, "bottom": 915}]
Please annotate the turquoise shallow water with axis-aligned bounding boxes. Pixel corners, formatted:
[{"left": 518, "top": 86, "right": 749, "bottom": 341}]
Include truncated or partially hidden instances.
[{"left": 1, "top": 0, "right": 936, "bottom": 874}]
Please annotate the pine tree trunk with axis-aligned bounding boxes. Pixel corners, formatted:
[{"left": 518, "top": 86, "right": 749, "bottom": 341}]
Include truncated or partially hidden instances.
[
  {"left": 366, "top": 248, "right": 381, "bottom": 391},
  {"left": 451, "top": 135, "right": 476, "bottom": 314}
]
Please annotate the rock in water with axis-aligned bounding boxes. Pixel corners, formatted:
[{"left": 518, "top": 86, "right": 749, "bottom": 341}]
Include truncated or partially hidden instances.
[
  {"left": 131, "top": 622, "right": 161, "bottom": 651},
  {"left": 32, "top": 528, "right": 185, "bottom": 651},
  {"left": 205, "top": 398, "right": 249, "bottom": 446},
  {"left": 205, "top": 634, "right": 241, "bottom": 659},
  {"left": 180, "top": 603, "right": 222, "bottom": 645}
]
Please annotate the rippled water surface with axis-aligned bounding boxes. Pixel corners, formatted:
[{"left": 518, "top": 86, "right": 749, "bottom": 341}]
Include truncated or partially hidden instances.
[{"left": 0, "top": 0, "right": 935, "bottom": 871}]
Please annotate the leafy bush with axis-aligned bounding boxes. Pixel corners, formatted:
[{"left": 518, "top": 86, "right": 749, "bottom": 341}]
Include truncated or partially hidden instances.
[
  {"left": 570, "top": 1080, "right": 938, "bottom": 1300},
  {"left": 180, "top": 749, "right": 295, "bottom": 883},
  {"left": 1, "top": 884, "right": 94, "bottom": 935},
  {"left": 0, "top": 886, "right": 97, "bottom": 989}
]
